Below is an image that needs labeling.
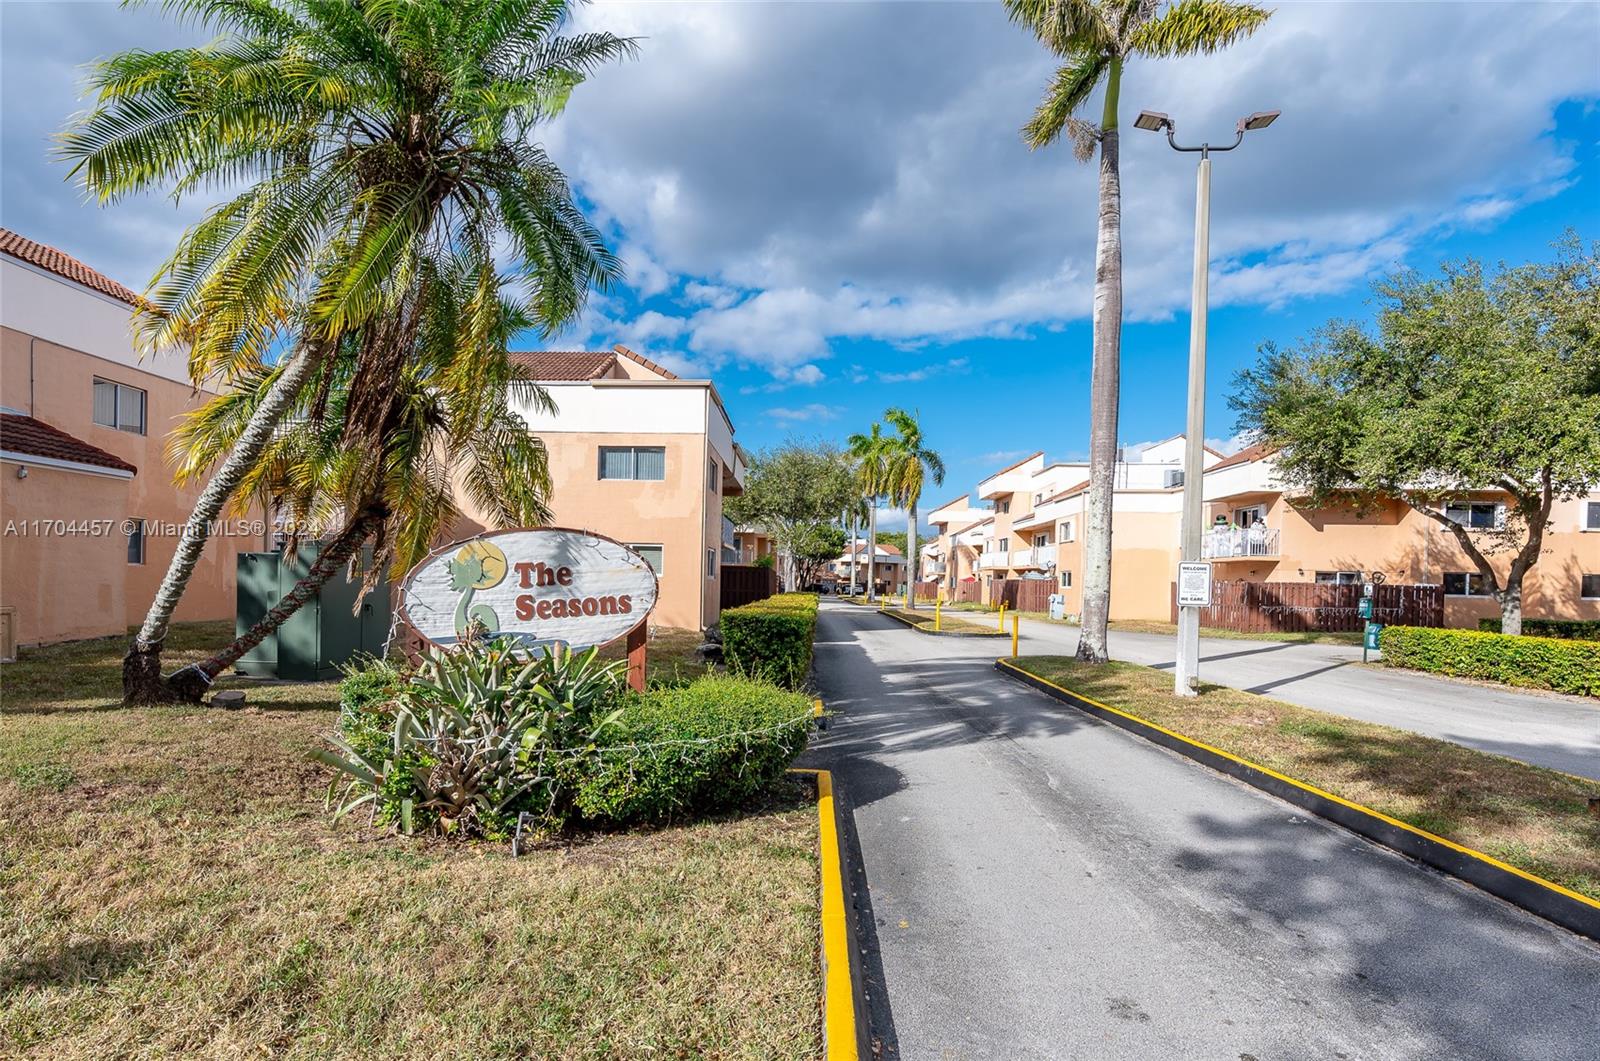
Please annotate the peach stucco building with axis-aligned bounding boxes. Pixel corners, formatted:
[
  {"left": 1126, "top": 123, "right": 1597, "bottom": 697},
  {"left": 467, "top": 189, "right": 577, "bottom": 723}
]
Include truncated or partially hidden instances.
[
  {"left": 1, "top": 229, "right": 265, "bottom": 653},
  {"left": 450, "top": 347, "right": 746, "bottom": 632}
]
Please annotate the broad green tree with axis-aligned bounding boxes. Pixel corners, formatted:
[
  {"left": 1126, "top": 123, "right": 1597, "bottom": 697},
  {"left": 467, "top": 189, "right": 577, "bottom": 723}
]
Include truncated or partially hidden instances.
[
  {"left": 1230, "top": 238, "right": 1600, "bottom": 635},
  {"left": 166, "top": 264, "right": 555, "bottom": 694},
  {"left": 725, "top": 441, "right": 858, "bottom": 592},
  {"left": 846, "top": 422, "right": 893, "bottom": 601},
  {"left": 1006, "top": 0, "right": 1270, "bottom": 661},
  {"left": 882, "top": 408, "right": 946, "bottom": 609},
  {"left": 60, "top": 0, "right": 632, "bottom": 703}
]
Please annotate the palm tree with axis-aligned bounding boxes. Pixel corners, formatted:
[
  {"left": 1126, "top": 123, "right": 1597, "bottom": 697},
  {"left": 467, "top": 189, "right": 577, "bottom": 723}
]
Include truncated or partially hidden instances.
[
  {"left": 162, "top": 262, "right": 555, "bottom": 696},
  {"left": 1005, "top": 0, "right": 1269, "bottom": 661},
  {"left": 838, "top": 493, "right": 870, "bottom": 596},
  {"left": 881, "top": 408, "right": 945, "bottom": 610},
  {"left": 846, "top": 422, "right": 891, "bottom": 602},
  {"left": 60, "top": 0, "right": 633, "bottom": 702}
]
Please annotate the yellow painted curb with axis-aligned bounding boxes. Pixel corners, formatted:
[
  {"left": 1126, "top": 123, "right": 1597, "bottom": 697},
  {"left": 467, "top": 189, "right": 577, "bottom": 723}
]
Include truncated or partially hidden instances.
[
  {"left": 995, "top": 658, "right": 1600, "bottom": 931},
  {"left": 791, "top": 767, "right": 859, "bottom": 1060}
]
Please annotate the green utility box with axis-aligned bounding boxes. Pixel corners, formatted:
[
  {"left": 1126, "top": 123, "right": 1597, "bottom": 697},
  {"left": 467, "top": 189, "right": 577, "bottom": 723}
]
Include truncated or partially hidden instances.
[{"left": 234, "top": 543, "right": 391, "bottom": 680}]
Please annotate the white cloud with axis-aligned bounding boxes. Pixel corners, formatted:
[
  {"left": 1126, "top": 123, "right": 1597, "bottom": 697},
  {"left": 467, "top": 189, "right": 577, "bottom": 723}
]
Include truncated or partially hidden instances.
[{"left": 767, "top": 403, "right": 840, "bottom": 423}]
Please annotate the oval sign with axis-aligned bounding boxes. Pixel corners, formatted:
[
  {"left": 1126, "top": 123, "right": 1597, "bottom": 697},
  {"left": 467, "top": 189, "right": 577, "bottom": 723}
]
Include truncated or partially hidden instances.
[{"left": 400, "top": 528, "right": 658, "bottom": 650}]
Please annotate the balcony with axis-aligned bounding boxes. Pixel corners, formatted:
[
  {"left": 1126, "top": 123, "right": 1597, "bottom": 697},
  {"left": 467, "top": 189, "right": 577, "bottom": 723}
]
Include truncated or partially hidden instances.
[
  {"left": 1012, "top": 545, "right": 1057, "bottom": 569},
  {"left": 978, "top": 551, "right": 1008, "bottom": 570},
  {"left": 1202, "top": 526, "right": 1280, "bottom": 560},
  {"left": 1010, "top": 547, "right": 1034, "bottom": 569}
]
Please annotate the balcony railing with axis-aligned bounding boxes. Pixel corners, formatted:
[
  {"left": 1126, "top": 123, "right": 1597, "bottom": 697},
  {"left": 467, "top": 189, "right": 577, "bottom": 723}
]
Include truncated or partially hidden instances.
[
  {"left": 1202, "top": 526, "right": 1280, "bottom": 559},
  {"left": 978, "top": 551, "right": 1008, "bottom": 570},
  {"left": 1013, "top": 545, "right": 1056, "bottom": 569},
  {"left": 1010, "top": 547, "right": 1034, "bottom": 568}
]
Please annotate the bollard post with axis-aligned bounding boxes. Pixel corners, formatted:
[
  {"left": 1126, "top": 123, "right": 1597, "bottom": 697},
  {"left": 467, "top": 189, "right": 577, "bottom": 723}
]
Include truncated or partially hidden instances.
[
  {"left": 997, "top": 602, "right": 1006, "bottom": 632},
  {"left": 935, "top": 599, "right": 942, "bottom": 632},
  {"left": 1011, "top": 613, "right": 1019, "bottom": 658}
]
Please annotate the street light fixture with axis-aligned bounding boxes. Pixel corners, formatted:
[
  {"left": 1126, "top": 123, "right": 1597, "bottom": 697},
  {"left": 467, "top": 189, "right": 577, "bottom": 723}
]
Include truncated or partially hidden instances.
[{"left": 1137, "top": 108, "right": 1280, "bottom": 697}]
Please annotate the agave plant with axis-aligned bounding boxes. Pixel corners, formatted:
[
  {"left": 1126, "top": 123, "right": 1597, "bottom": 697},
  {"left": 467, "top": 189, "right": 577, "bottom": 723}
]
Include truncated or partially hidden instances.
[{"left": 314, "top": 640, "right": 628, "bottom": 835}]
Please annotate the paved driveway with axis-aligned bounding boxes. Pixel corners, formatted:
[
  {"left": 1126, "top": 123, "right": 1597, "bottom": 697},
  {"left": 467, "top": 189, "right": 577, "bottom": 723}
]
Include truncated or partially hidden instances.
[
  {"left": 807, "top": 601, "right": 1600, "bottom": 1060},
  {"left": 1003, "top": 619, "right": 1600, "bottom": 780}
]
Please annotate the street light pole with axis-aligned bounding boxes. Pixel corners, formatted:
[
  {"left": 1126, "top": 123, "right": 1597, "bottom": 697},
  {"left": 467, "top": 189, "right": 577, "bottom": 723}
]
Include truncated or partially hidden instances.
[{"left": 1134, "top": 109, "right": 1279, "bottom": 697}]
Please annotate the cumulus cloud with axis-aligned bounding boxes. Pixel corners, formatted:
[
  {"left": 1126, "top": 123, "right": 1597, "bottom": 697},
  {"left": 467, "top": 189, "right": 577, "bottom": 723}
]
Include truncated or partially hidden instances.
[{"left": 766, "top": 403, "right": 840, "bottom": 423}]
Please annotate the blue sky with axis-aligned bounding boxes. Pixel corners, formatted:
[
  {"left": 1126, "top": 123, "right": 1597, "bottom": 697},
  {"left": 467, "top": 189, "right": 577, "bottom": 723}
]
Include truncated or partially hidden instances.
[{"left": 2, "top": 1, "right": 1597, "bottom": 525}]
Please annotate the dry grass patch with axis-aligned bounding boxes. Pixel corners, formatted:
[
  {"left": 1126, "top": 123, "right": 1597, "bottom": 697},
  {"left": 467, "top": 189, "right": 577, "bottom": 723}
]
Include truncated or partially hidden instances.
[
  {"left": 880, "top": 607, "right": 1001, "bottom": 636},
  {"left": 1012, "top": 656, "right": 1600, "bottom": 899},
  {"left": 1107, "top": 620, "right": 1363, "bottom": 646},
  {"left": 1, "top": 625, "right": 820, "bottom": 1059}
]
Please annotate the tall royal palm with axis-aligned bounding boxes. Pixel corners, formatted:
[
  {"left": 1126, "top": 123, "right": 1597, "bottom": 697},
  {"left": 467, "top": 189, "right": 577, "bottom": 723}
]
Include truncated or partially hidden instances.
[
  {"left": 1005, "top": 0, "right": 1269, "bottom": 662},
  {"left": 60, "top": 0, "right": 633, "bottom": 701},
  {"left": 846, "top": 422, "right": 891, "bottom": 602},
  {"left": 882, "top": 408, "right": 945, "bottom": 610}
]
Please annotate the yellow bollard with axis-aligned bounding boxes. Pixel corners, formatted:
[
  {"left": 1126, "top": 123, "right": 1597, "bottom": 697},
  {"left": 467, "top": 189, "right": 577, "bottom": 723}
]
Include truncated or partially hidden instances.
[
  {"left": 935, "top": 599, "right": 942, "bottom": 632},
  {"left": 997, "top": 602, "right": 1007, "bottom": 632},
  {"left": 1011, "top": 613, "right": 1020, "bottom": 659}
]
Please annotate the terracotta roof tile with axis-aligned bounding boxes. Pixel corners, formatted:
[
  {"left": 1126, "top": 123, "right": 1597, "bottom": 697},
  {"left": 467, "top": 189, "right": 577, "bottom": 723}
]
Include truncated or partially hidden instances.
[
  {"left": 0, "top": 412, "right": 137, "bottom": 474},
  {"left": 508, "top": 351, "right": 618, "bottom": 380},
  {"left": 0, "top": 228, "right": 141, "bottom": 306},
  {"left": 613, "top": 344, "right": 679, "bottom": 380},
  {"left": 1206, "top": 441, "right": 1277, "bottom": 473}
]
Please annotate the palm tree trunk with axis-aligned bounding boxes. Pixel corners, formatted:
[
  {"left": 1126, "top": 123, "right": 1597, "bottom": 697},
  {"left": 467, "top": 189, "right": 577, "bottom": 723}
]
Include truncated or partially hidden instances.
[
  {"left": 165, "top": 503, "right": 386, "bottom": 700},
  {"left": 123, "top": 337, "right": 332, "bottom": 704},
  {"left": 1076, "top": 60, "right": 1123, "bottom": 665},
  {"left": 905, "top": 501, "right": 919, "bottom": 610},
  {"left": 866, "top": 503, "right": 878, "bottom": 602},
  {"left": 848, "top": 513, "right": 858, "bottom": 594}
]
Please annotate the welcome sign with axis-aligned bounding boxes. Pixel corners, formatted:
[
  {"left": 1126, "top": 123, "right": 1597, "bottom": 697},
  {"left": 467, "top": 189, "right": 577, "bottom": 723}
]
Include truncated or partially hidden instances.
[{"left": 400, "top": 528, "right": 659, "bottom": 650}]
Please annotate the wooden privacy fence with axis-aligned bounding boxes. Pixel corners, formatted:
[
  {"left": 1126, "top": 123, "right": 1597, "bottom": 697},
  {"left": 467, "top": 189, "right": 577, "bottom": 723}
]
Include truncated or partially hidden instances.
[
  {"left": 1169, "top": 580, "right": 1444, "bottom": 633},
  {"left": 914, "top": 581, "right": 942, "bottom": 602},
  {"left": 991, "top": 578, "right": 1056, "bottom": 614},
  {"left": 951, "top": 580, "right": 982, "bottom": 605},
  {"left": 720, "top": 564, "right": 778, "bottom": 610}
]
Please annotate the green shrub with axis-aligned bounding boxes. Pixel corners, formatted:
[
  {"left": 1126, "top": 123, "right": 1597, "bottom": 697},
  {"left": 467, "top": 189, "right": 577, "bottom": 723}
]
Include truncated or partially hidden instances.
[
  {"left": 1476, "top": 617, "right": 1600, "bottom": 641},
  {"left": 720, "top": 592, "right": 819, "bottom": 689},
  {"left": 567, "top": 675, "right": 813, "bottom": 825},
  {"left": 1379, "top": 625, "right": 1600, "bottom": 697}
]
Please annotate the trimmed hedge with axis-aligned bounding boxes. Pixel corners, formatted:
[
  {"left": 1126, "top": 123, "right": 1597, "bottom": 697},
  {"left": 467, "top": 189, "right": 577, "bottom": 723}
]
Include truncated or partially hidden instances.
[
  {"left": 720, "top": 592, "right": 819, "bottom": 689},
  {"left": 568, "top": 675, "right": 813, "bottom": 825},
  {"left": 1477, "top": 617, "right": 1600, "bottom": 641},
  {"left": 1379, "top": 625, "right": 1600, "bottom": 697}
]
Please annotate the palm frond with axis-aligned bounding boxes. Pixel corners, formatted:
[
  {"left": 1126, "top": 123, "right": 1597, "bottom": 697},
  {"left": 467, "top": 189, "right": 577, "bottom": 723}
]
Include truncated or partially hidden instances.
[{"left": 1129, "top": 0, "right": 1272, "bottom": 58}]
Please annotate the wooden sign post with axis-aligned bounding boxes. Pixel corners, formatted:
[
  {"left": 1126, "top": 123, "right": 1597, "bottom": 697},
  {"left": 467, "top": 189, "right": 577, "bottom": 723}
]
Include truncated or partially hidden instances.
[{"left": 626, "top": 622, "right": 647, "bottom": 691}]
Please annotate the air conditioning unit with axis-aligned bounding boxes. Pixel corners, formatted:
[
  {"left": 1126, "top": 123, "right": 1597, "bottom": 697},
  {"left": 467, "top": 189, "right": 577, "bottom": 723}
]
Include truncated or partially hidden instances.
[{"left": 1164, "top": 468, "right": 1185, "bottom": 489}]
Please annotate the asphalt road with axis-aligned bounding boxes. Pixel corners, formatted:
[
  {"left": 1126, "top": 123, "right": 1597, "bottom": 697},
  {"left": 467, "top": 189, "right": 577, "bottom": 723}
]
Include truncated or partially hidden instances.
[
  {"left": 1009, "top": 619, "right": 1600, "bottom": 781},
  {"left": 806, "top": 601, "right": 1600, "bottom": 1061}
]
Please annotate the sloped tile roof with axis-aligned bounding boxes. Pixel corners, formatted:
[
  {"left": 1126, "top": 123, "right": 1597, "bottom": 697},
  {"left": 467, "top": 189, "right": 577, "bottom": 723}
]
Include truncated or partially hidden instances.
[
  {"left": 0, "top": 412, "right": 137, "bottom": 474},
  {"left": 613, "top": 344, "right": 679, "bottom": 380},
  {"left": 508, "top": 351, "right": 618, "bottom": 380},
  {"left": 1206, "top": 441, "right": 1277, "bottom": 473},
  {"left": 0, "top": 228, "right": 141, "bottom": 306}
]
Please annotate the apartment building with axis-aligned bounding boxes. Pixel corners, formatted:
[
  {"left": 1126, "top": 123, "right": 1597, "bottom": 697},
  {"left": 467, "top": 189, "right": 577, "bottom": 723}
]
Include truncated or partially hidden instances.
[
  {"left": 451, "top": 347, "right": 745, "bottom": 631},
  {"left": 0, "top": 229, "right": 265, "bottom": 650},
  {"left": 732, "top": 526, "right": 777, "bottom": 565},
  {"left": 1202, "top": 444, "right": 1600, "bottom": 627},
  {"left": 923, "top": 493, "right": 990, "bottom": 594}
]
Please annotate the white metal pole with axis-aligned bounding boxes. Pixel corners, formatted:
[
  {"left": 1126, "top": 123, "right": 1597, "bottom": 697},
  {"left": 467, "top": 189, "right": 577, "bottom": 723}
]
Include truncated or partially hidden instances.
[{"left": 1174, "top": 153, "right": 1211, "bottom": 697}]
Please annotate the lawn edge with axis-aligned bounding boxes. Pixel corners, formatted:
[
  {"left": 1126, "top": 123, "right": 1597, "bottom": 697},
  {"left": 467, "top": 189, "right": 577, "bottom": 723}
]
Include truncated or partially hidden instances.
[
  {"left": 994, "top": 657, "right": 1600, "bottom": 942},
  {"left": 836, "top": 596, "right": 1006, "bottom": 638},
  {"left": 790, "top": 767, "right": 864, "bottom": 1060}
]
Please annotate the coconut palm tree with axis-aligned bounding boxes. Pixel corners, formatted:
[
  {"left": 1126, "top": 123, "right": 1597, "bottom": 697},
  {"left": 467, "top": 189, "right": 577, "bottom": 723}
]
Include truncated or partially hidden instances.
[
  {"left": 162, "top": 261, "right": 554, "bottom": 695},
  {"left": 846, "top": 422, "right": 891, "bottom": 602},
  {"left": 881, "top": 408, "right": 945, "bottom": 610},
  {"left": 1005, "top": 0, "right": 1269, "bottom": 661},
  {"left": 59, "top": 0, "right": 633, "bottom": 702}
]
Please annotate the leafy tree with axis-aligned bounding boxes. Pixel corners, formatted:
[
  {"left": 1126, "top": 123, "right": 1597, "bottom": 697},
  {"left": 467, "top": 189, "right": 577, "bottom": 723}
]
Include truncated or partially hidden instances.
[
  {"left": 881, "top": 408, "right": 945, "bottom": 609},
  {"left": 846, "top": 422, "right": 892, "bottom": 600},
  {"left": 60, "top": 0, "right": 632, "bottom": 702},
  {"left": 166, "top": 263, "right": 554, "bottom": 694},
  {"left": 1006, "top": 0, "right": 1270, "bottom": 661},
  {"left": 874, "top": 531, "right": 909, "bottom": 554},
  {"left": 1230, "top": 238, "right": 1600, "bottom": 635},
  {"left": 791, "top": 524, "right": 850, "bottom": 590},
  {"left": 725, "top": 441, "right": 857, "bottom": 591}
]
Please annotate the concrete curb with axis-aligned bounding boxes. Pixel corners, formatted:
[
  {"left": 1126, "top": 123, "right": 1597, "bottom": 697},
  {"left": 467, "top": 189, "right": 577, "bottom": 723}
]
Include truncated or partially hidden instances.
[
  {"left": 995, "top": 658, "right": 1600, "bottom": 942},
  {"left": 836, "top": 596, "right": 1006, "bottom": 638},
  {"left": 791, "top": 767, "right": 865, "bottom": 1059}
]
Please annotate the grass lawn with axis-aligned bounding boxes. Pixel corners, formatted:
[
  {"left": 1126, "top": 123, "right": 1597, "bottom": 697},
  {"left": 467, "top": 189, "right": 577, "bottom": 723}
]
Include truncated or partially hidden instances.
[
  {"left": 879, "top": 606, "right": 1000, "bottom": 636},
  {"left": 1107, "top": 619, "right": 1364, "bottom": 646},
  {"left": 1012, "top": 656, "right": 1600, "bottom": 900},
  {"left": 2, "top": 624, "right": 820, "bottom": 1059}
]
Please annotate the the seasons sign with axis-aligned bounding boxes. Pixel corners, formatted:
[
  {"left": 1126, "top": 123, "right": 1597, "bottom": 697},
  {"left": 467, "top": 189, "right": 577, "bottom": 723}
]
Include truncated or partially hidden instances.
[{"left": 400, "top": 529, "right": 658, "bottom": 650}]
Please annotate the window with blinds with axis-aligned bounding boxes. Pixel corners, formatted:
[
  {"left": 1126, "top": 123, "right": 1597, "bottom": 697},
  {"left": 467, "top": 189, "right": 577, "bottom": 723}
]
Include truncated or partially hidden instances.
[
  {"left": 126, "top": 519, "right": 146, "bottom": 564},
  {"left": 630, "top": 544, "right": 664, "bottom": 574},
  {"left": 93, "top": 378, "right": 146, "bottom": 434},
  {"left": 598, "top": 446, "right": 666, "bottom": 480}
]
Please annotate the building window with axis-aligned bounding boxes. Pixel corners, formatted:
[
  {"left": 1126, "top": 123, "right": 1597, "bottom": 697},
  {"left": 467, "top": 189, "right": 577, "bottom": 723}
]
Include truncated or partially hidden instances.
[
  {"left": 1234, "top": 505, "right": 1267, "bottom": 528},
  {"left": 93, "top": 378, "right": 147, "bottom": 434},
  {"left": 1585, "top": 501, "right": 1599, "bottom": 531},
  {"left": 1444, "top": 502, "right": 1502, "bottom": 530},
  {"left": 1314, "top": 571, "right": 1360, "bottom": 585},
  {"left": 126, "top": 519, "right": 146, "bottom": 564},
  {"left": 598, "top": 446, "right": 666, "bottom": 481},
  {"left": 997, "top": 537, "right": 1008, "bottom": 552},
  {"left": 1581, "top": 574, "right": 1600, "bottom": 600},
  {"left": 1443, "top": 571, "right": 1491, "bottom": 597},
  {"left": 707, "top": 457, "right": 719, "bottom": 491},
  {"left": 1060, "top": 570, "right": 1072, "bottom": 589},
  {"left": 1059, "top": 519, "right": 1075, "bottom": 542},
  {"left": 1033, "top": 532, "right": 1049, "bottom": 548},
  {"left": 629, "top": 544, "right": 663, "bottom": 575},
  {"left": 706, "top": 548, "right": 716, "bottom": 579}
]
